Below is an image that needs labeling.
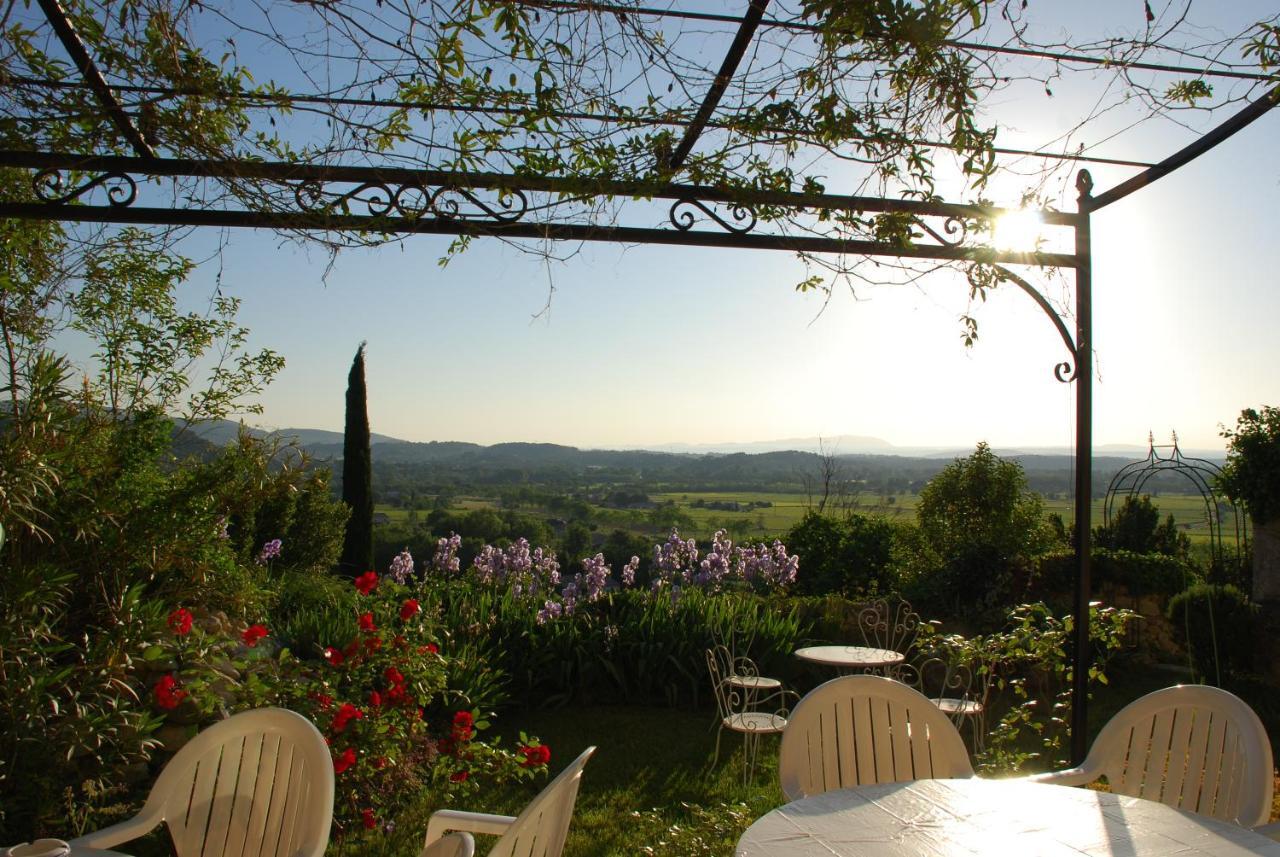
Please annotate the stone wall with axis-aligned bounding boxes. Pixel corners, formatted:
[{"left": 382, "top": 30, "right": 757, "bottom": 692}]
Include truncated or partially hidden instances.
[{"left": 1097, "top": 582, "right": 1183, "bottom": 659}]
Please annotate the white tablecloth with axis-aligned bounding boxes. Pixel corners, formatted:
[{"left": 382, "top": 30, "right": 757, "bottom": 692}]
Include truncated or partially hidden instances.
[
  {"left": 736, "top": 778, "right": 1280, "bottom": 856},
  {"left": 793, "top": 645, "right": 904, "bottom": 669}
]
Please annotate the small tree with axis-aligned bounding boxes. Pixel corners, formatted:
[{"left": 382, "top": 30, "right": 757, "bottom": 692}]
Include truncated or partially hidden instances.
[
  {"left": 1094, "top": 495, "right": 1190, "bottom": 558},
  {"left": 1218, "top": 406, "right": 1280, "bottom": 602},
  {"left": 340, "top": 343, "right": 373, "bottom": 576},
  {"left": 916, "top": 442, "right": 1052, "bottom": 609}
]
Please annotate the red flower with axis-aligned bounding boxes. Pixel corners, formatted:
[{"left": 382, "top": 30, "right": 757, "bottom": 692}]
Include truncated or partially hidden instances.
[
  {"left": 167, "top": 608, "right": 193, "bottom": 636},
  {"left": 452, "top": 710, "right": 474, "bottom": 742},
  {"left": 153, "top": 674, "right": 188, "bottom": 710},
  {"left": 427, "top": 643, "right": 439, "bottom": 655},
  {"left": 354, "top": 571, "right": 379, "bottom": 595},
  {"left": 386, "top": 683, "right": 407, "bottom": 704},
  {"left": 449, "top": 770, "right": 469, "bottom": 783},
  {"left": 361, "top": 809, "right": 376, "bottom": 830},
  {"left": 385, "top": 666, "right": 405, "bottom": 686},
  {"left": 400, "top": 599, "right": 421, "bottom": 621},
  {"left": 368, "top": 690, "right": 383, "bottom": 708},
  {"left": 333, "top": 747, "right": 357, "bottom": 774},
  {"left": 323, "top": 647, "right": 345, "bottom": 667},
  {"left": 309, "top": 691, "right": 334, "bottom": 709},
  {"left": 364, "top": 636, "right": 382, "bottom": 653},
  {"left": 519, "top": 744, "right": 552, "bottom": 768},
  {"left": 242, "top": 624, "right": 269, "bottom": 647},
  {"left": 373, "top": 756, "right": 388, "bottom": 770},
  {"left": 331, "top": 703, "right": 364, "bottom": 733},
  {"left": 358, "top": 612, "right": 377, "bottom": 633}
]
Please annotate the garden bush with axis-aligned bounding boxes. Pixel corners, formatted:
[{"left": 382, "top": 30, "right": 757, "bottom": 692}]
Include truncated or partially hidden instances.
[
  {"left": 1031, "top": 547, "right": 1195, "bottom": 601},
  {"left": 1167, "top": 583, "right": 1258, "bottom": 682},
  {"left": 784, "top": 511, "right": 897, "bottom": 597}
]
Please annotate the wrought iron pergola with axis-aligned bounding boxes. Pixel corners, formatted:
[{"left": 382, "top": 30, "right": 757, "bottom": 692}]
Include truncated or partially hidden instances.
[{"left": 2, "top": 0, "right": 1277, "bottom": 763}]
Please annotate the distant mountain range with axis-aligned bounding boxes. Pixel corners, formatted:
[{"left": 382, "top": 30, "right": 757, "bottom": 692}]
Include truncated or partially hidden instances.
[{"left": 187, "top": 420, "right": 1222, "bottom": 462}]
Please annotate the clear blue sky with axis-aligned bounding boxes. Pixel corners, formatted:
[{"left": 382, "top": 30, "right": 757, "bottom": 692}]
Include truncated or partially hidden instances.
[{"left": 119, "top": 3, "right": 1280, "bottom": 451}]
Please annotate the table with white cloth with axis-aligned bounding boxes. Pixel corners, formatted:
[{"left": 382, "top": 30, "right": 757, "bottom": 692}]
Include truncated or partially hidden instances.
[{"left": 735, "top": 777, "right": 1280, "bottom": 857}]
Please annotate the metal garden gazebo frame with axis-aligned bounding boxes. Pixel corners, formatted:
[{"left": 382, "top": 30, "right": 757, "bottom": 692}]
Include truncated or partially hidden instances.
[{"left": 1, "top": 0, "right": 1277, "bottom": 764}]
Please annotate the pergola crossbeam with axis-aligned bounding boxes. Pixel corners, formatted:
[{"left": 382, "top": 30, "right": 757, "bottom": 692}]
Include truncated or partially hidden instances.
[
  {"left": 35, "top": 0, "right": 155, "bottom": 159},
  {"left": 660, "top": 0, "right": 770, "bottom": 173}
]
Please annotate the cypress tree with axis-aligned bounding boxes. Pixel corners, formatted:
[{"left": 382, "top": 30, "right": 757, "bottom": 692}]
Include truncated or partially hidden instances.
[{"left": 340, "top": 342, "right": 373, "bottom": 575}]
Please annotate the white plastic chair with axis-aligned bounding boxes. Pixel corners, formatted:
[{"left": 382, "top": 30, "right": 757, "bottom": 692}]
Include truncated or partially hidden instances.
[
  {"left": 1025, "top": 684, "right": 1274, "bottom": 828},
  {"left": 421, "top": 832, "right": 475, "bottom": 857},
  {"left": 69, "top": 707, "right": 334, "bottom": 857},
  {"left": 420, "top": 746, "right": 595, "bottom": 857},
  {"left": 778, "top": 674, "right": 974, "bottom": 801}
]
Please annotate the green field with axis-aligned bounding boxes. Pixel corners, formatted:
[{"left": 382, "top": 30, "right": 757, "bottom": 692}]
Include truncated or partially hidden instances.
[{"left": 376, "top": 490, "right": 1238, "bottom": 547}]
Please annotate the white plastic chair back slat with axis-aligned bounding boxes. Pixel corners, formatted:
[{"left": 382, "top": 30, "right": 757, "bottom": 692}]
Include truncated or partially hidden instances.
[
  {"left": 488, "top": 746, "right": 594, "bottom": 857},
  {"left": 73, "top": 708, "right": 334, "bottom": 857},
  {"left": 222, "top": 733, "right": 264, "bottom": 857},
  {"left": 1083, "top": 685, "right": 1273, "bottom": 827},
  {"left": 779, "top": 675, "right": 974, "bottom": 801}
]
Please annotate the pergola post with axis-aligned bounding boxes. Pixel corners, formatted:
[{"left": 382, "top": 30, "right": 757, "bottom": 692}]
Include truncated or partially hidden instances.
[{"left": 1070, "top": 169, "right": 1094, "bottom": 765}]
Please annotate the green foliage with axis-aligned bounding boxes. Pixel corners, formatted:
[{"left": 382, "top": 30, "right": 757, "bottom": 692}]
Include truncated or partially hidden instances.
[
  {"left": 975, "top": 602, "right": 1135, "bottom": 773},
  {"left": 785, "top": 511, "right": 897, "bottom": 596},
  {"left": 427, "top": 583, "right": 806, "bottom": 709},
  {"left": 1094, "top": 495, "right": 1190, "bottom": 557},
  {"left": 0, "top": 566, "right": 163, "bottom": 842},
  {"left": 1218, "top": 405, "right": 1280, "bottom": 524},
  {"left": 0, "top": 217, "right": 342, "bottom": 843},
  {"left": 248, "top": 574, "right": 547, "bottom": 838},
  {"left": 1032, "top": 548, "right": 1193, "bottom": 599},
  {"left": 915, "top": 443, "right": 1053, "bottom": 609},
  {"left": 341, "top": 343, "right": 374, "bottom": 575},
  {"left": 69, "top": 228, "right": 282, "bottom": 422},
  {"left": 1167, "top": 584, "right": 1258, "bottom": 683}
]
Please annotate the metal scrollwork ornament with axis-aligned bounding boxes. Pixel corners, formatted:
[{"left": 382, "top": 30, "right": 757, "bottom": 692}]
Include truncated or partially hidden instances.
[
  {"left": 429, "top": 186, "right": 528, "bottom": 222},
  {"left": 33, "top": 169, "right": 137, "bottom": 207},
  {"left": 669, "top": 199, "right": 757, "bottom": 234},
  {"left": 294, "top": 180, "right": 395, "bottom": 216},
  {"left": 919, "top": 215, "right": 968, "bottom": 247},
  {"left": 1054, "top": 361, "right": 1077, "bottom": 383}
]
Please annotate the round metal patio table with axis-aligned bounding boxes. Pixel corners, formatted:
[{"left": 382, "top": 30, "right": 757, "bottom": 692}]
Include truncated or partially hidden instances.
[
  {"left": 793, "top": 645, "right": 904, "bottom": 673},
  {"left": 735, "top": 777, "right": 1280, "bottom": 857}
]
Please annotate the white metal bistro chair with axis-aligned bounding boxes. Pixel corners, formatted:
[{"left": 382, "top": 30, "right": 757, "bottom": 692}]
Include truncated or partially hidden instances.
[
  {"left": 69, "top": 707, "right": 333, "bottom": 857},
  {"left": 918, "top": 636, "right": 999, "bottom": 753},
  {"left": 420, "top": 746, "right": 595, "bottom": 857},
  {"left": 778, "top": 674, "right": 974, "bottom": 801},
  {"left": 1025, "top": 684, "right": 1274, "bottom": 828},
  {"left": 706, "top": 647, "right": 796, "bottom": 783}
]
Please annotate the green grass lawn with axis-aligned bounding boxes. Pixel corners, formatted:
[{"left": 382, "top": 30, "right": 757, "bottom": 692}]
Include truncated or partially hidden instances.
[{"left": 355, "top": 659, "right": 1280, "bottom": 857}]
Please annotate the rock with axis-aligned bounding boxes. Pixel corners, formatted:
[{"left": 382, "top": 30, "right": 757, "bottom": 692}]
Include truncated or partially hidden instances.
[{"left": 156, "top": 723, "right": 193, "bottom": 753}]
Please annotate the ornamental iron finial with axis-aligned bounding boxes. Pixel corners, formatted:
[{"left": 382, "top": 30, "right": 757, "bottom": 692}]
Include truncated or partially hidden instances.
[{"left": 1076, "top": 169, "right": 1094, "bottom": 201}]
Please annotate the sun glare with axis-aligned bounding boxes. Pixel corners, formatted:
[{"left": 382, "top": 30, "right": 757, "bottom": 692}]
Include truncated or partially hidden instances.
[{"left": 993, "top": 210, "right": 1045, "bottom": 252}]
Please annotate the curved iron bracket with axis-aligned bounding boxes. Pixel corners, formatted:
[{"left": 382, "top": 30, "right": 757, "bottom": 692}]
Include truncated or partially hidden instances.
[{"left": 993, "top": 263, "right": 1079, "bottom": 383}]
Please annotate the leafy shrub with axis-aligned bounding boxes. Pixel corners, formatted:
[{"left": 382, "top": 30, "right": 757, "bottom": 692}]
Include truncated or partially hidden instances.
[
  {"left": 976, "top": 601, "right": 1136, "bottom": 773},
  {"left": 1167, "top": 584, "right": 1258, "bottom": 682},
  {"left": 1094, "top": 495, "right": 1190, "bottom": 557},
  {"left": 1218, "top": 405, "right": 1280, "bottom": 523},
  {"left": 785, "top": 511, "right": 897, "bottom": 596},
  {"left": 244, "top": 572, "right": 548, "bottom": 838},
  {"left": 0, "top": 566, "right": 163, "bottom": 843},
  {"left": 1032, "top": 548, "right": 1194, "bottom": 600}
]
